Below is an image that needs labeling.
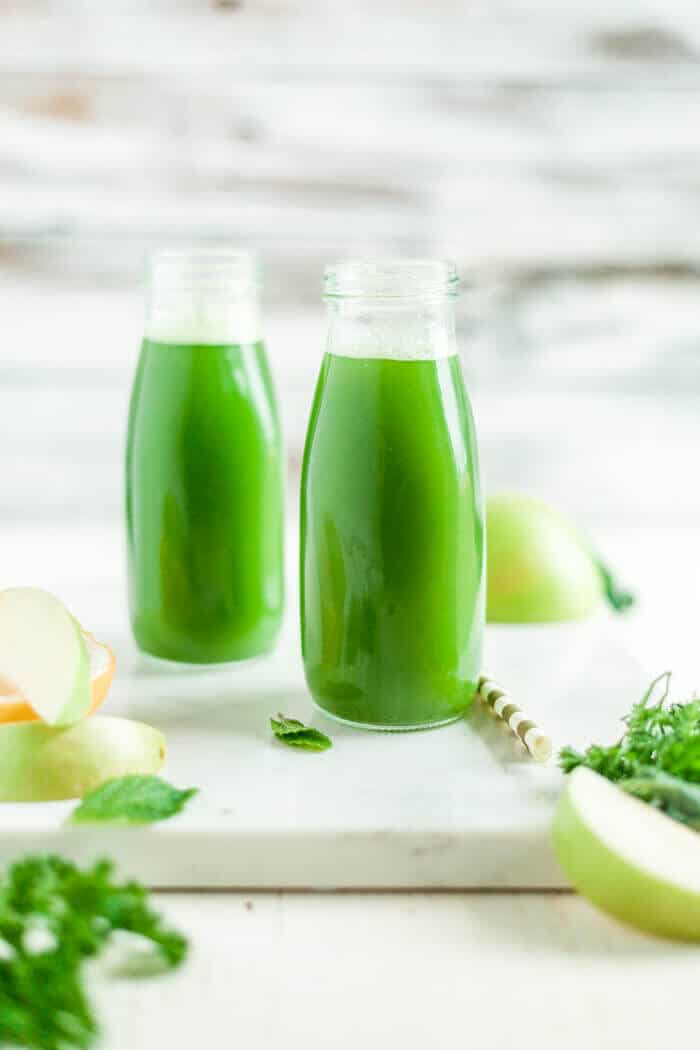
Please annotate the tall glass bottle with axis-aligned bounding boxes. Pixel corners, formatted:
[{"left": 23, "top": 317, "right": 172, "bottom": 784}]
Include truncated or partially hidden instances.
[
  {"left": 127, "top": 250, "right": 284, "bottom": 664},
  {"left": 300, "top": 260, "right": 484, "bottom": 729}
]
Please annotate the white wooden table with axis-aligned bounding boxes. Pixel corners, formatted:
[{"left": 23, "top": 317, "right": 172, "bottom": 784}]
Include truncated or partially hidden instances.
[{"left": 91, "top": 891, "right": 699, "bottom": 1050}]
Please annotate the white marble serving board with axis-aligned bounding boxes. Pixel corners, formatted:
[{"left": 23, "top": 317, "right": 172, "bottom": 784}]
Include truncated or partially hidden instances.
[{"left": 0, "top": 535, "right": 648, "bottom": 889}]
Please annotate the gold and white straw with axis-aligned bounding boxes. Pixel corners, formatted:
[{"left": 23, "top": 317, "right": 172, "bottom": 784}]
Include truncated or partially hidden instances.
[{"left": 476, "top": 673, "right": 552, "bottom": 763}]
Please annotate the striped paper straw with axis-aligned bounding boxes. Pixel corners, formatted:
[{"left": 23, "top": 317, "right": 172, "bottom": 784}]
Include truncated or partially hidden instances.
[{"left": 476, "top": 673, "right": 552, "bottom": 763}]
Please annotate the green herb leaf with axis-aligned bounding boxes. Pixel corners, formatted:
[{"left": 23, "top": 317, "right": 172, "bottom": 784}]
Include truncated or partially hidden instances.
[
  {"left": 0, "top": 854, "right": 186, "bottom": 1050},
  {"left": 270, "top": 714, "right": 332, "bottom": 751},
  {"left": 619, "top": 769, "right": 700, "bottom": 830},
  {"left": 595, "top": 558, "right": 636, "bottom": 613},
  {"left": 72, "top": 776, "right": 197, "bottom": 825},
  {"left": 560, "top": 673, "right": 700, "bottom": 830}
]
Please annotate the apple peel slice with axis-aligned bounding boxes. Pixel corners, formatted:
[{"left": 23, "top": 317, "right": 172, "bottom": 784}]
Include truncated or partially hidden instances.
[
  {"left": 553, "top": 767, "right": 700, "bottom": 941},
  {"left": 0, "top": 588, "right": 93, "bottom": 726},
  {"left": 0, "top": 596, "right": 115, "bottom": 725}
]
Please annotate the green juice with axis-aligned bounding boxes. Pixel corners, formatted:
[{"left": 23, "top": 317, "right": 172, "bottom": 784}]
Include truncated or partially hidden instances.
[
  {"left": 300, "top": 352, "right": 484, "bottom": 729},
  {"left": 126, "top": 339, "right": 284, "bottom": 663}
]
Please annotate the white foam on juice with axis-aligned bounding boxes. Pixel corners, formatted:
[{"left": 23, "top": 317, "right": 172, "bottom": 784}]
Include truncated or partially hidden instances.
[
  {"left": 326, "top": 309, "right": 456, "bottom": 361},
  {"left": 145, "top": 299, "right": 262, "bottom": 346}
]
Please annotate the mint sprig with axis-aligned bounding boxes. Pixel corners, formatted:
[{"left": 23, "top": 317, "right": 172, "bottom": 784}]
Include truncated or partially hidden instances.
[
  {"left": 270, "top": 714, "right": 332, "bottom": 751},
  {"left": 72, "top": 776, "right": 197, "bottom": 825}
]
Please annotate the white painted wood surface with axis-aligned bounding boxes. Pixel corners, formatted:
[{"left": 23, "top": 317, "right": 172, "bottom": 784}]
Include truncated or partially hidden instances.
[
  {"left": 1, "top": 3, "right": 699, "bottom": 264},
  {"left": 0, "top": 3, "right": 698, "bottom": 528},
  {"left": 87, "top": 890, "right": 700, "bottom": 1050}
]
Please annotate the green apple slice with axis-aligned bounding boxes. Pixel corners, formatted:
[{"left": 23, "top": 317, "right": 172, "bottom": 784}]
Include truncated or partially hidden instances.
[
  {"left": 0, "top": 716, "right": 166, "bottom": 801},
  {"left": 553, "top": 767, "right": 700, "bottom": 941},
  {"left": 0, "top": 587, "right": 91, "bottom": 725}
]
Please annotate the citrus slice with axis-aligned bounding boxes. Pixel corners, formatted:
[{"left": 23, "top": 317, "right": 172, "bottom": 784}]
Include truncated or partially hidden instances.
[{"left": 552, "top": 766, "right": 700, "bottom": 941}]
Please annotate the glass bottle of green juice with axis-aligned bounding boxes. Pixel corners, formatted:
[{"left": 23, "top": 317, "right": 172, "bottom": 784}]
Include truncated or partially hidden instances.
[
  {"left": 126, "top": 251, "right": 284, "bottom": 664},
  {"left": 300, "top": 260, "right": 484, "bottom": 729}
]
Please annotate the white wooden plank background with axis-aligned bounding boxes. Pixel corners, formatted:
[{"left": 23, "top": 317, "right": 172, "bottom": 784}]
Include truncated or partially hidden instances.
[{"left": 0, "top": 2, "right": 698, "bottom": 528}]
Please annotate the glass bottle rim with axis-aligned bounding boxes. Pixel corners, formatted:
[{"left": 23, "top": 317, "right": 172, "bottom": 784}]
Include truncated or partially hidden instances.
[
  {"left": 324, "top": 259, "right": 459, "bottom": 301},
  {"left": 148, "top": 248, "right": 261, "bottom": 293}
]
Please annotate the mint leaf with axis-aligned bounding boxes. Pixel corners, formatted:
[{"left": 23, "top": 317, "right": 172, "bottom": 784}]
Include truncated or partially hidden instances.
[
  {"left": 270, "top": 714, "right": 332, "bottom": 751},
  {"left": 72, "top": 776, "right": 197, "bottom": 825}
]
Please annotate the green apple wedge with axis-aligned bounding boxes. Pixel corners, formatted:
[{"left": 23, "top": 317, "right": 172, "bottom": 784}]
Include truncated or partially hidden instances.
[
  {"left": 552, "top": 767, "right": 700, "bottom": 941},
  {"left": 0, "top": 717, "right": 166, "bottom": 801},
  {"left": 486, "top": 495, "right": 603, "bottom": 623},
  {"left": 0, "top": 587, "right": 91, "bottom": 724}
]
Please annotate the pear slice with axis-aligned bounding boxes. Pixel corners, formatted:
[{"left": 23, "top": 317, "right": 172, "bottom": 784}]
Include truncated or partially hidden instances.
[
  {"left": 552, "top": 767, "right": 700, "bottom": 941},
  {"left": 0, "top": 716, "right": 166, "bottom": 801},
  {"left": 0, "top": 628, "right": 116, "bottom": 724},
  {"left": 0, "top": 587, "right": 91, "bottom": 725}
]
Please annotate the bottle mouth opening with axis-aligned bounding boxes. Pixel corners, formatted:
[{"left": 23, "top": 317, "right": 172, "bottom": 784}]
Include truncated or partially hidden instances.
[
  {"left": 145, "top": 249, "right": 262, "bottom": 344},
  {"left": 148, "top": 249, "right": 261, "bottom": 294},
  {"left": 324, "top": 259, "right": 459, "bottom": 301}
]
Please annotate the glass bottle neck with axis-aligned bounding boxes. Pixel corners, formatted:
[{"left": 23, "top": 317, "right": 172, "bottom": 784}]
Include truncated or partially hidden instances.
[
  {"left": 145, "top": 251, "right": 262, "bottom": 346},
  {"left": 325, "top": 298, "right": 457, "bottom": 361}
]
